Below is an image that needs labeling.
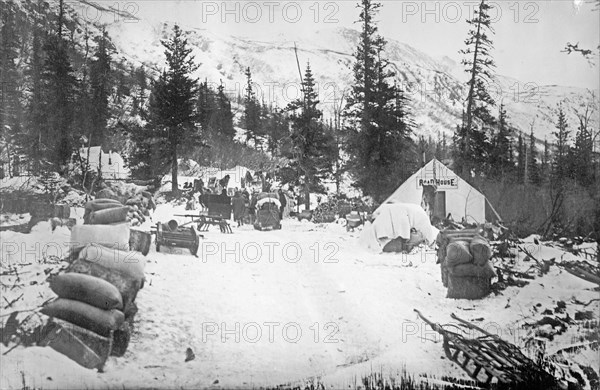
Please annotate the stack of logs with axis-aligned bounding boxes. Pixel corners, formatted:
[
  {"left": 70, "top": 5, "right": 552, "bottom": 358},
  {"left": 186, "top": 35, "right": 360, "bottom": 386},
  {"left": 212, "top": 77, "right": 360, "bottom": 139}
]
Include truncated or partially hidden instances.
[
  {"left": 39, "top": 196, "right": 150, "bottom": 369},
  {"left": 437, "top": 229, "right": 496, "bottom": 299}
]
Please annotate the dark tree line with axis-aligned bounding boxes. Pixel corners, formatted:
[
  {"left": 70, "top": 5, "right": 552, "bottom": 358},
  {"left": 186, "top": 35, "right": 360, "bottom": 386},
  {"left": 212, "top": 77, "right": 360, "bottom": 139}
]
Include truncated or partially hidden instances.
[{"left": 0, "top": 0, "right": 148, "bottom": 181}]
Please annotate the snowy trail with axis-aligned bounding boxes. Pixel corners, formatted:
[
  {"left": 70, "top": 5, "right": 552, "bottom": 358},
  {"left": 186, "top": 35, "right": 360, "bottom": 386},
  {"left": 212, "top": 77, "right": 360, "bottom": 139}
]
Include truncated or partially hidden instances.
[
  {"left": 112, "top": 224, "right": 392, "bottom": 387},
  {"left": 100, "top": 214, "right": 464, "bottom": 389},
  {"left": 1, "top": 205, "right": 598, "bottom": 389}
]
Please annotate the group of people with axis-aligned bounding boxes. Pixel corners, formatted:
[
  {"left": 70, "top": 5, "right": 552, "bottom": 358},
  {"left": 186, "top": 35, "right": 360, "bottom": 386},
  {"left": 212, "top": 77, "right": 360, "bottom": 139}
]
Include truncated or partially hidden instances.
[
  {"left": 181, "top": 177, "right": 291, "bottom": 228},
  {"left": 231, "top": 188, "right": 288, "bottom": 227}
]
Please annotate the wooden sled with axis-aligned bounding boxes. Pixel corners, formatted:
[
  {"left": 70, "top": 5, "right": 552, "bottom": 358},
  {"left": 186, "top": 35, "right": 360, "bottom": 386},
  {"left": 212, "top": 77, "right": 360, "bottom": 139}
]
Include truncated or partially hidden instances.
[{"left": 414, "top": 309, "right": 558, "bottom": 387}]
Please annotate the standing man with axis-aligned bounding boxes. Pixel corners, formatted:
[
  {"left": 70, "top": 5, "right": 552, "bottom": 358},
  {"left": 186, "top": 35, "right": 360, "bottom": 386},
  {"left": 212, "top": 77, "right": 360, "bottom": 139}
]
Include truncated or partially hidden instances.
[
  {"left": 249, "top": 190, "right": 258, "bottom": 224},
  {"left": 278, "top": 188, "right": 287, "bottom": 220},
  {"left": 232, "top": 191, "right": 246, "bottom": 227}
]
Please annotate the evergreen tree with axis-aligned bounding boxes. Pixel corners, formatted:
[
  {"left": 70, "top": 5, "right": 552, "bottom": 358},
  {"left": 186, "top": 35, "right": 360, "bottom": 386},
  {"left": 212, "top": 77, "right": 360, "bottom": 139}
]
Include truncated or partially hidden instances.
[
  {"left": 284, "top": 62, "right": 335, "bottom": 209},
  {"left": 516, "top": 133, "right": 525, "bottom": 183},
  {"left": 527, "top": 128, "right": 540, "bottom": 184},
  {"left": 135, "top": 65, "right": 148, "bottom": 113},
  {"left": 41, "top": 32, "right": 77, "bottom": 172},
  {"left": 130, "top": 25, "right": 201, "bottom": 191},
  {"left": 74, "top": 29, "right": 94, "bottom": 177},
  {"left": 26, "top": 23, "right": 46, "bottom": 171},
  {"left": 455, "top": 0, "right": 496, "bottom": 176},
  {"left": 89, "top": 30, "right": 112, "bottom": 148},
  {"left": 343, "top": 0, "right": 416, "bottom": 202},
  {"left": 0, "top": 2, "right": 24, "bottom": 174},
  {"left": 213, "top": 81, "right": 235, "bottom": 140},
  {"left": 197, "top": 79, "right": 217, "bottom": 135},
  {"left": 242, "top": 67, "right": 262, "bottom": 147},
  {"left": 540, "top": 137, "right": 551, "bottom": 183},
  {"left": 570, "top": 94, "right": 596, "bottom": 186},
  {"left": 489, "top": 103, "right": 513, "bottom": 178},
  {"left": 552, "top": 104, "right": 571, "bottom": 183},
  {"left": 264, "top": 106, "right": 289, "bottom": 156}
]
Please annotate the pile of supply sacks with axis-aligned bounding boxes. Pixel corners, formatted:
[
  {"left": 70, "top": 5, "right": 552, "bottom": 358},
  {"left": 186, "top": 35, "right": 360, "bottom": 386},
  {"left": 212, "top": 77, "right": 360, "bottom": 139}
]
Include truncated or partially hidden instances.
[
  {"left": 39, "top": 196, "right": 148, "bottom": 369},
  {"left": 84, "top": 191, "right": 155, "bottom": 227},
  {"left": 437, "top": 229, "right": 496, "bottom": 299}
]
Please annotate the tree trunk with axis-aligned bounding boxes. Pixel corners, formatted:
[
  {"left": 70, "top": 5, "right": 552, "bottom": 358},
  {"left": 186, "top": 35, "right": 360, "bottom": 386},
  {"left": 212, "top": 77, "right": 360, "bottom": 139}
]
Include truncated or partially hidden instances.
[
  {"left": 304, "top": 181, "right": 310, "bottom": 211},
  {"left": 171, "top": 144, "right": 178, "bottom": 194},
  {"left": 462, "top": 0, "right": 485, "bottom": 177}
]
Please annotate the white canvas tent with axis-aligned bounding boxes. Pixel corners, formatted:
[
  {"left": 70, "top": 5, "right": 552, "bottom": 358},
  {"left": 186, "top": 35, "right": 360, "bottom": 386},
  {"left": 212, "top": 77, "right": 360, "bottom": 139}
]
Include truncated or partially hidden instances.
[
  {"left": 378, "top": 159, "right": 487, "bottom": 224},
  {"left": 79, "top": 147, "right": 130, "bottom": 179}
]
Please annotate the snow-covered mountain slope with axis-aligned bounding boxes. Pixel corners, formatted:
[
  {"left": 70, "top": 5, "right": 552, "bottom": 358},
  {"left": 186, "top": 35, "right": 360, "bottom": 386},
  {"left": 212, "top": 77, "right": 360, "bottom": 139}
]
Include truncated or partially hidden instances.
[{"left": 58, "top": 1, "right": 600, "bottom": 142}]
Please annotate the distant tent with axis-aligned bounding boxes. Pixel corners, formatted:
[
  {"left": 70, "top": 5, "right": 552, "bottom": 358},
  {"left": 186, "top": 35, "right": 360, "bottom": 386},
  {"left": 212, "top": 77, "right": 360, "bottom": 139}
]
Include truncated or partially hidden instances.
[
  {"left": 377, "top": 159, "right": 488, "bottom": 224},
  {"left": 79, "top": 147, "right": 130, "bottom": 179}
]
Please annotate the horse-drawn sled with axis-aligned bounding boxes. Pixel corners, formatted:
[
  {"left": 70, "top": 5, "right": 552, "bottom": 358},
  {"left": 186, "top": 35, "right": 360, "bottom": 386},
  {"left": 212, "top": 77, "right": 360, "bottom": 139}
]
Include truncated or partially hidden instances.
[{"left": 254, "top": 192, "right": 282, "bottom": 231}]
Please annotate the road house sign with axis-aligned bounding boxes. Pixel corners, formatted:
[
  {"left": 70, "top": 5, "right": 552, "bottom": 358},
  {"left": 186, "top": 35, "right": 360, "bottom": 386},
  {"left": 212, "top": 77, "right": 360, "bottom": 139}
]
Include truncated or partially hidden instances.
[{"left": 417, "top": 177, "right": 459, "bottom": 189}]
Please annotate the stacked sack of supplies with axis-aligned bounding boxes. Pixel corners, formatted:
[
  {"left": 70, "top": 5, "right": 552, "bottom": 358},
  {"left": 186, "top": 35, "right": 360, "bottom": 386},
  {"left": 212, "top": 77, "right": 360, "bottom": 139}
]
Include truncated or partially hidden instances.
[
  {"left": 39, "top": 196, "right": 148, "bottom": 369},
  {"left": 437, "top": 229, "right": 496, "bottom": 299}
]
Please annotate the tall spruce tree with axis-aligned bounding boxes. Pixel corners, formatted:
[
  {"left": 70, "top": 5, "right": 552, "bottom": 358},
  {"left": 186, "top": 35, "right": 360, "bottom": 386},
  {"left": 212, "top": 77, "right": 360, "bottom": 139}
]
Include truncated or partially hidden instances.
[
  {"left": 264, "top": 106, "right": 289, "bottom": 156},
  {"left": 570, "top": 94, "right": 597, "bottom": 186},
  {"left": 242, "top": 67, "right": 262, "bottom": 147},
  {"left": 89, "top": 30, "right": 112, "bottom": 148},
  {"left": 552, "top": 104, "right": 571, "bottom": 183},
  {"left": 527, "top": 128, "right": 540, "bottom": 184},
  {"left": 0, "top": 2, "right": 24, "bottom": 175},
  {"left": 516, "top": 133, "right": 525, "bottom": 183},
  {"left": 343, "top": 0, "right": 415, "bottom": 202},
  {"left": 455, "top": 0, "right": 496, "bottom": 176},
  {"left": 197, "top": 79, "right": 217, "bottom": 135},
  {"left": 26, "top": 22, "right": 45, "bottom": 171},
  {"left": 489, "top": 103, "right": 513, "bottom": 178},
  {"left": 284, "top": 62, "right": 335, "bottom": 209},
  {"left": 214, "top": 81, "right": 235, "bottom": 140},
  {"left": 41, "top": 31, "right": 77, "bottom": 172},
  {"left": 131, "top": 25, "right": 200, "bottom": 191},
  {"left": 540, "top": 137, "right": 551, "bottom": 183}
]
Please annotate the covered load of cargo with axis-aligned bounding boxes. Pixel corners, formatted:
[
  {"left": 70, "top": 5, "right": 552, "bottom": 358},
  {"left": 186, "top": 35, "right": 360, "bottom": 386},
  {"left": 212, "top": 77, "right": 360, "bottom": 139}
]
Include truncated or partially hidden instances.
[
  {"left": 359, "top": 203, "right": 437, "bottom": 253},
  {"left": 436, "top": 229, "right": 496, "bottom": 299}
]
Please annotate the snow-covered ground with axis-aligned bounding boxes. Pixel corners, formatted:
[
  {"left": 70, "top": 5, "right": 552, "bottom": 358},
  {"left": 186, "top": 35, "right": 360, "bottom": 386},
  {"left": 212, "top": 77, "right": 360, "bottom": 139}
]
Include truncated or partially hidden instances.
[{"left": 1, "top": 203, "right": 598, "bottom": 389}]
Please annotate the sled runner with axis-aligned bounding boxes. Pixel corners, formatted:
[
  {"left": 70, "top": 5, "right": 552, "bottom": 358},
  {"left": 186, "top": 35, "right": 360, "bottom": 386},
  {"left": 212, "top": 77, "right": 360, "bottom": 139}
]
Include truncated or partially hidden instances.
[
  {"left": 414, "top": 310, "right": 557, "bottom": 387},
  {"left": 175, "top": 214, "right": 233, "bottom": 234}
]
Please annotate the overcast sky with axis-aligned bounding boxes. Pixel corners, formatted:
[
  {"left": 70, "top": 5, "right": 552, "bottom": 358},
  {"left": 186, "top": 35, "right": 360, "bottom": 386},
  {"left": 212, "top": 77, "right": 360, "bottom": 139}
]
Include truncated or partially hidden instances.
[{"left": 126, "top": 0, "right": 599, "bottom": 89}]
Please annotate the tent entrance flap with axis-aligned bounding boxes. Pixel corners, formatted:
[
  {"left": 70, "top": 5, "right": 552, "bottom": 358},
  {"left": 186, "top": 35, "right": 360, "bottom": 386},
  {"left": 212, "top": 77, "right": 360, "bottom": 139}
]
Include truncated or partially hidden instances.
[{"left": 434, "top": 191, "right": 446, "bottom": 220}]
